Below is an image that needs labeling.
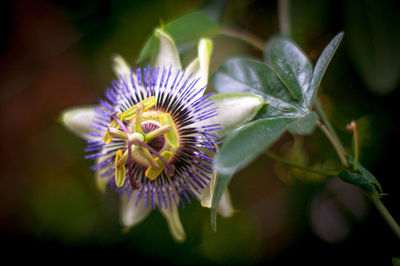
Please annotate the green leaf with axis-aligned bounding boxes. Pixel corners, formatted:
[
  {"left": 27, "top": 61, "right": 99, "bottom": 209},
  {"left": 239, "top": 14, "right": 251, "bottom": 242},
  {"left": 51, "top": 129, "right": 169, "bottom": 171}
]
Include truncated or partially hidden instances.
[
  {"left": 213, "top": 117, "right": 295, "bottom": 176},
  {"left": 338, "top": 157, "right": 383, "bottom": 195},
  {"left": 266, "top": 35, "right": 313, "bottom": 104},
  {"left": 338, "top": 171, "right": 377, "bottom": 194},
  {"left": 211, "top": 117, "right": 294, "bottom": 230},
  {"left": 307, "top": 32, "right": 344, "bottom": 108},
  {"left": 352, "top": 159, "right": 383, "bottom": 194},
  {"left": 137, "top": 11, "right": 219, "bottom": 64},
  {"left": 212, "top": 57, "right": 308, "bottom": 118},
  {"left": 210, "top": 173, "right": 232, "bottom": 231},
  {"left": 193, "top": 93, "right": 264, "bottom": 138},
  {"left": 287, "top": 111, "right": 318, "bottom": 135}
]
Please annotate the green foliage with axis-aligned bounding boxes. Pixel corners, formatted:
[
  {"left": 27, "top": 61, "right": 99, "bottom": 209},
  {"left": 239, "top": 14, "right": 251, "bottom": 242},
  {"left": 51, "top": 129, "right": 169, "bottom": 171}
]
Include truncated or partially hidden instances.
[
  {"left": 266, "top": 35, "right": 313, "bottom": 107},
  {"left": 338, "top": 157, "right": 383, "bottom": 195},
  {"left": 136, "top": 11, "right": 219, "bottom": 64},
  {"left": 213, "top": 57, "right": 308, "bottom": 118},
  {"left": 211, "top": 117, "right": 294, "bottom": 230},
  {"left": 287, "top": 112, "right": 318, "bottom": 135},
  {"left": 210, "top": 33, "right": 345, "bottom": 229},
  {"left": 309, "top": 32, "right": 344, "bottom": 107},
  {"left": 210, "top": 173, "right": 232, "bottom": 231},
  {"left": 213, "top": 117, "right": 295, "bottom": 176}
]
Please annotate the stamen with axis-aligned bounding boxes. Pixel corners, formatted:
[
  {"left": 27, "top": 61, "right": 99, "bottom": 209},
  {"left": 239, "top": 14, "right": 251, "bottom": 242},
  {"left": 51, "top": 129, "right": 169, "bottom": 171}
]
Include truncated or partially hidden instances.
[
  {"left": 107, "top": 127, "right": 128, "bottom": 140},
  {"left": 127, "top": 143, "right": 140, "bottom": 190},
  {"left": 130, "top": 137, "right": 175, "bottom": 176},
  {"left": 103, "top": 112, "right": 122, "bottom": 144},
  {"left": 111, "top": 113, "right": 130, "bottom": 135},
  {"left": 114, "top": 149, "right": 126, "bottom": 187},
  {"left": 145, "top": 151, "right": 174, "bottom": 180},
  {"left": 140, "top": 147, "right": 160, "bottom": 169},
  {"left": 122, "top": 96, "right": 157, "bottom": 120},
  {"left": 159, "top": 113, "right": 179, "bottom": 149},
  {"left": 145, "top": 125, "right": 172, "bottom": 142},
  {"left": 116, "top": 149, "right": 128, "bottom": 167}
]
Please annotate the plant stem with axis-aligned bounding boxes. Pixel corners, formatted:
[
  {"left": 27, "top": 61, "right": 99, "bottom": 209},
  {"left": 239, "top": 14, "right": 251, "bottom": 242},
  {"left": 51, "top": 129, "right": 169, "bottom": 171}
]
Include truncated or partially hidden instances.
[
  {"left": 317, "top": 120, "right": 349, "bottom": 167},
  {"left": 369, "top": 194, "right": 400, "bottom": 240},
  {"left": 264, "top": 151, "right": 339, "bottom": 176},
  {"left": 276, "top": 0, "right": 400, "bottom": 240},
  {"left": 278, "top": 0, "right": 291, "bottom": 36},
  {"left": 316, "top": 102, "right": 400, "bottom": 241},
  {"left": 219, "top": 28, "right": 265, "bottom": 51},
  {"left": 315, "top": 100, "right": 347, "bottom": 157}
]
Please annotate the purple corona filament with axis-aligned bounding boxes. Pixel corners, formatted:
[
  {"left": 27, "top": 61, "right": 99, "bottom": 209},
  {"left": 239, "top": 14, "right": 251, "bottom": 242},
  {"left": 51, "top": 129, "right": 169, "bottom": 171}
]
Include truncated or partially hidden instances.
[{"left": 86, "top": 66, "right": 219, "bottom": 210}]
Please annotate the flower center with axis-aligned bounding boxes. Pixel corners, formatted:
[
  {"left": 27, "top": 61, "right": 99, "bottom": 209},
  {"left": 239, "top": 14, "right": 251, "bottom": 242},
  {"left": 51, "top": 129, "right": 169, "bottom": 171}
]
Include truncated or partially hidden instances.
[
  {"left": 142, "top": 121, "right": 166, "bottom": 152},
  {"left": 102, "top": 96, "right": 180, "bottom": 189}
]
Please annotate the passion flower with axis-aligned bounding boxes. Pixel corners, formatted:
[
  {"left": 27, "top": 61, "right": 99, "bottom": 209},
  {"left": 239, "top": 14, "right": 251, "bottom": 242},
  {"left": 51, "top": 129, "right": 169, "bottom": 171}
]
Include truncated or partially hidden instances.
[{"left": 61, "top": 29, "right": 264, "bottom": 241}]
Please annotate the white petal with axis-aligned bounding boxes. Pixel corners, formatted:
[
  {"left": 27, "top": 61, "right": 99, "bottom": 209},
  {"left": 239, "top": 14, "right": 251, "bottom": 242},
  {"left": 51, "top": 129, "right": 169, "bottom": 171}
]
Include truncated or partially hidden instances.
[
  {"left": 60, "top": 105, "right": 98, "bottom": 140},
  {"left": 217, "top": 190, "right": 234, "bottom": 217},
  {"left": 193, "top": 93, "right": 264, "bottom": 138},
  {"left": 111, "top": 54, "right": 140, "bottom": 94},
  {"left": 184, "top": 38, "right": 213, "bottom": 99},
  {"left": 120, "top": 191, "right": 151, "bottom": 228},
  {"left": 153, "top": 29, "right": 182, "bottom": 70},
  {"left": 111, "top": 54, "right": 131, "bottom": 78},
  {"left": 95, "top": 152, "right": 114, "bottom": 193},
  {"left": 160, "top": 204, "right": 186, "bottom": 242},
  {"left": 197, "top": 144, "right": 218, "bottom": 208},
  {"left": 201, "top": 171, "right": 215, "bottom": 208}
]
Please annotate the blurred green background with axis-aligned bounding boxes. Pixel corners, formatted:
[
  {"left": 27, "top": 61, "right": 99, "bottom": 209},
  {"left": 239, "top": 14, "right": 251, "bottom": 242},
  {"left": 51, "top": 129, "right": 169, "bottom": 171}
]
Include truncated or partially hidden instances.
[{"left": 0, "top": 0, "right": 399, "bottom": 264}]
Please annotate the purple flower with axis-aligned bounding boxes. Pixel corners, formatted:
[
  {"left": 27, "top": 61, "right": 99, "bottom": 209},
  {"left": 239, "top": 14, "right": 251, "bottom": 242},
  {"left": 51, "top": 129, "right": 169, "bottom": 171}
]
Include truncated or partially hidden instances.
[{"left": 61, "top": 29, "right": 263, "bottom": 241}]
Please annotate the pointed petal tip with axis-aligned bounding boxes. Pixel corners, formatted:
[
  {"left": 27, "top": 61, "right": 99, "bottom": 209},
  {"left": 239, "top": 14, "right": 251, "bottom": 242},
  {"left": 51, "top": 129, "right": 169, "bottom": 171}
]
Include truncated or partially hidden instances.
[
  {"left": 120, "top": 194, "right": 151, "bottom": 228},
  {"left": 160, "top": 206, "right": 187, "bottom": 243},
  {"left": 217, "top": 190, "right": 234, "bottom": 218},
  {"left": 60, "top": 105, "right": 97, "bottom": 140},
  {"left": 153, "top": 28, "right": 181, "bottom": 70},
  {"left": 111, "top": 53, "right": 131, "bottom": 78}
]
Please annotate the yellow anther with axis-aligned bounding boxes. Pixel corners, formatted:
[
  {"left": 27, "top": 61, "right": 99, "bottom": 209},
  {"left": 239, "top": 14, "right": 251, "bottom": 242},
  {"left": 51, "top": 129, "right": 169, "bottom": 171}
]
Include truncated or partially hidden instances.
[
  {"left": 159, "top": 113, "right": 179, "bottom": 149},
  {"left": 122, "top": 96, "right": 157, "bottom": 120},
  {"left": 114, "top": 149, "right": 126, "bottom": 187},
  {"left": 145, "top": 151, "right": 174, "bottom": 180},
  {"left": 103, "top": 112, "right": 122, "bottom": 144}
]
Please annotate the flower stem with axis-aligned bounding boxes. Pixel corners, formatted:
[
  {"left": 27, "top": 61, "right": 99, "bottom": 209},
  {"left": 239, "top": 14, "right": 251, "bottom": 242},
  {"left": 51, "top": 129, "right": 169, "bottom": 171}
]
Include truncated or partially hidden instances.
[
  {"left": 369, "top": 194, "right": 400, "bottom": 240},
  {"left": 315, "top": 100, "right": 347, "bottom": 158},
  {"left": 317, "top": 120, "right": 349, "bottom": 167},
  {"left": 219, "top": 28, "right": 265, "bottom": 51},
  {"left": 264, "top": 151, "right": 339, "bottom": 176}
]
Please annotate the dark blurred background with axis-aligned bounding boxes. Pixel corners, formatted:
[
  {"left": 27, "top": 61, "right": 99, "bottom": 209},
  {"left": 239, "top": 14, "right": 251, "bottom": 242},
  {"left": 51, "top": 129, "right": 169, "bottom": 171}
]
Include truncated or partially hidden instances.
[{"left": 0, "top": 0, "right": 399, "bottom": 264}]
